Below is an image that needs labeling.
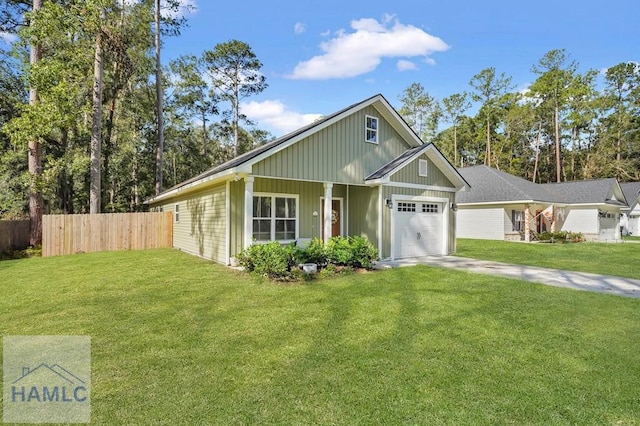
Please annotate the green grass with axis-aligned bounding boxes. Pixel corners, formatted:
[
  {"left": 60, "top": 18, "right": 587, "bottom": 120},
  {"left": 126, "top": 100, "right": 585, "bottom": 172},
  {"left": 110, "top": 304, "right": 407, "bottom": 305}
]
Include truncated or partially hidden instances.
[
  {"left": 2, "top": 249, "right": 640, "bottom": 425},
  {"left": 456, "top": 238, "right": 640, "bottom": 279}
]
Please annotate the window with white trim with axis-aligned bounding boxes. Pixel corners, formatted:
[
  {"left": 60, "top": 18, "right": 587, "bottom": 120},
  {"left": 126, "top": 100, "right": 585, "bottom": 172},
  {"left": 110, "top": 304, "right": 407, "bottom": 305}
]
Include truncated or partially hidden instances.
[
  {"left": 422, "top": 203, "right": 439, "bottom": 213},
  {"left": 397, "top": 202, "right": 416, "bottom": 212},
  {"left": 512, "top": 210, "right": 525, "bottom": 232},
  {"left": 252, "top": 195, "right": 297, "bottom": 241},
  {"left": 418, "top": 159, "right": 428, "bottom": 177},
  {"left": 174, "top": 204, "right": 180, "bottom": 222},
  {"left": 365, "top": 115, "right": 378, "bottom": 144}
]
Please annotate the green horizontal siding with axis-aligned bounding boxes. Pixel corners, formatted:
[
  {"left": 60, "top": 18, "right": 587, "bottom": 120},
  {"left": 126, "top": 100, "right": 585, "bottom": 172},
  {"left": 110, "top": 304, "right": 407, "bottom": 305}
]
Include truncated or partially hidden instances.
[{"left": 160, "top": 184, "right": 227, "bottom": 263}]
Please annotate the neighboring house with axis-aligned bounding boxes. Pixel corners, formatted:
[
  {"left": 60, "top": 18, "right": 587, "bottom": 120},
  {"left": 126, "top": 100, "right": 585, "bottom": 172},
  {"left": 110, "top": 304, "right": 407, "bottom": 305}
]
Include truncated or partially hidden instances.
[
  {"left": 621, "top": 182, "right": 640, "bottom": 236},
  {"left": 456, "top": 165, "right": 627, "bottom": 242},
  {"left": 146, "top": 94, "right": 469, "bottom": 264}
]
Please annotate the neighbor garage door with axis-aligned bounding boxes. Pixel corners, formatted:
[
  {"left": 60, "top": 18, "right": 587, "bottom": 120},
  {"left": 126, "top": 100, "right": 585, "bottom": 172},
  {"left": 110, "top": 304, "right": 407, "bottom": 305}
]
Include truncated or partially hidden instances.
[
  {"left": 394, "top": 201, "right": 444, "bottom": 258},
  {"left": 599, "top": 212, "right": 618, "bottom": 241}
]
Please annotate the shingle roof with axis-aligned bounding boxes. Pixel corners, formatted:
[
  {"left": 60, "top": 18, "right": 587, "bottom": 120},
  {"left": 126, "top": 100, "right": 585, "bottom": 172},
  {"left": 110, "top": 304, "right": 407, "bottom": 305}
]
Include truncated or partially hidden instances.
[
  {"left": 365, "top": 144, "right": 432, "bottom": 180},
  {"left": 456, "top": 165, "right": 560, "bottom": 204},
  {"left": 541, "top": 179, "right": 623, "bottom": 205},
  {"left": 620, "top": 182, "right": 640, "bottom": 209},
  {"left": 457, "top": 165, "right": 628, "bottom": 206}
]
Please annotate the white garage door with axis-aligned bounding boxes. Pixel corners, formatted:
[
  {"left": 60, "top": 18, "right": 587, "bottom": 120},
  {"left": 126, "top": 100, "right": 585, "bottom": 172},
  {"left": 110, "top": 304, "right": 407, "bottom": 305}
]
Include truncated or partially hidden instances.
[
  {"left": 599, "top": 212, "right": 617, "bottom": 241},
  {"left": 630, "top": 215, "right": 640, "bottom": 236},
  {"left": 394, "top": 201, "right": 444, "bottom": 258}
]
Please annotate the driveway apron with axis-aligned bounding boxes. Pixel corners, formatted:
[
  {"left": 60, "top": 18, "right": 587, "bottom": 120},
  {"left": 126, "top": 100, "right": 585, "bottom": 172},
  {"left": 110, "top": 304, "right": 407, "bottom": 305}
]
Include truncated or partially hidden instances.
[{"left": 376, "top": 256, "right": 640, "bottom": 299}]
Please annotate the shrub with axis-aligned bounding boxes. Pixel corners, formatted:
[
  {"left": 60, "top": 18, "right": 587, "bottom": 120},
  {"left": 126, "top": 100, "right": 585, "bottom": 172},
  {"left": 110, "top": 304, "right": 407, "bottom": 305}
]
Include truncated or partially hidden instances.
[
  {"left": 326, "top": 236, "right": 378, "bottom": 269},
  {"left": 297, "top": 238, "right": 327, "bottom": 265},
  {"left": 237, "top": 236, "right": 379, "bottom": 281},
  {"left": 326, "top": 236, "right": 353, "bottom": 265},
  {"left": 537, "top": 230, "right": 584, "bottom": 243},
  {"left": 237, "top": 242, "right": 298, "bottom": 279},
  {"left": 349, "top": 236, "right": 378, "bottom": 269}
]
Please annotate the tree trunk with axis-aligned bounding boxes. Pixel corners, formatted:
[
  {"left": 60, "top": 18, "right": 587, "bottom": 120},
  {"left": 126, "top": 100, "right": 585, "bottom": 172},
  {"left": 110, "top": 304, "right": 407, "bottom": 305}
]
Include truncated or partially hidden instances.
[
  {"left": 485, "top": 119, "right": 491, "bottom": 166},
  {"left": 571, "top": 125, "right": 577, "bottom": 180},
  {"left": 533, "top": 120, "right": 542, "bottom": 183},
  {"left": 453, "top": 124, "right": 458, "bottom": 166},
  {"left": 28, "top": 0, "right": 43, "bottom": 246},
  {"left": 233, "top": 87, "right": 239, "bottom": 158},
  {"left": 554, "top": 103, "right": 561, "bottom": 182},
  {"left": 154, "top": 0, "right": 164, "bottom": 195},
  {"left": 90, "top": 9, "right": 105, "bottom": 214}
]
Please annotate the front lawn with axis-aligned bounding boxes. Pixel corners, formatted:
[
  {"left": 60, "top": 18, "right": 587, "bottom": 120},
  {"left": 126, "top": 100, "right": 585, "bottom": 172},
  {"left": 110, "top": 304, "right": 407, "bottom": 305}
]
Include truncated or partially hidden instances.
[
  {"left": 456, "top": 238, "right": 640, "bottom": 279},
  {"left": 2, "top": 249, "right": 640, "bottom": 424}
]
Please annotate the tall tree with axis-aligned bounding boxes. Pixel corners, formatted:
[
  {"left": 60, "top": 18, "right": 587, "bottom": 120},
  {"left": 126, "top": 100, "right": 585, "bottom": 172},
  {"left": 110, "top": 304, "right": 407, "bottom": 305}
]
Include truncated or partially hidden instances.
[
  {"left": 90, "top": 7, "right": 106, "bottom": 214},
  {"left": 169, "top": 54, "right": 218, "bottom": 158},
  {"left": 469, "top": 68, "right": 513, "bottom": 167},
  {"left": 529, "top": 49, "right": 578, "bottom": 182},
  {"left": 28, "top": 0, "right": 43, "bottom": 244},
  {"left": 398, "top": 82, "right": 442, "bottom": 142},
  {"left": 203, "top": 40, "right": 267, "bottom": 157},
  {"left": 154, "top": 0, "right": 164, "bottom": 195},
  {"left": 601, "top": 62, "right": 640, "bottom": 179},
  {"left": 442, "top": 92, "right": 471, "bottom": 166}
]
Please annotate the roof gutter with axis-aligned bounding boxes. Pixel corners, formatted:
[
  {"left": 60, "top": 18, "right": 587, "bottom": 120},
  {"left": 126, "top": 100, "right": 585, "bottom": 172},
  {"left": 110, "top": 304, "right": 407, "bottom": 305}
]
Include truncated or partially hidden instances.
[{"left": 145, "top": 167, "right": 249, "bottom": 204}]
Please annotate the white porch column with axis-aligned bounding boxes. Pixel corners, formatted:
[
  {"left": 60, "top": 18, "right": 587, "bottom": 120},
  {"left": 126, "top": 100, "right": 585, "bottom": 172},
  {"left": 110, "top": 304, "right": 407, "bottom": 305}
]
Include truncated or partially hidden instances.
[
  {"left": 524, "top": 204, "right": 531, "bottom": 242},
  {"left": 244, "top": 176, "right": 254, "bottom": 249},
  {"left": 323, "top": 182, "right": 333, "bottom": 243}
]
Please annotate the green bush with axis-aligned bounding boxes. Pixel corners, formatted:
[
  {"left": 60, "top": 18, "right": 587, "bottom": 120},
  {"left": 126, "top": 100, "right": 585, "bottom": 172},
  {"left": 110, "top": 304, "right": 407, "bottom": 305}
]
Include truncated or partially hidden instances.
[
  {"left": 326, "top": 236, "right": 353, "bottom": 265},
  {"left": 326, "top": 236, "right": 378, "bottom": 269},
  {"left": 297, "top": 238, "right": 327, "bottom": 265},
  {"left": 237, "top": 242, "right": 299, "bottom": 279},
  {"left": 538, "top": 231, "right": 584, "bottom": 243},
  {"left": 237, "top": 236, "right": 379, "bottom": 281},
  {"left": 349, "top": 236, "right": 379, "bottom": 269}
]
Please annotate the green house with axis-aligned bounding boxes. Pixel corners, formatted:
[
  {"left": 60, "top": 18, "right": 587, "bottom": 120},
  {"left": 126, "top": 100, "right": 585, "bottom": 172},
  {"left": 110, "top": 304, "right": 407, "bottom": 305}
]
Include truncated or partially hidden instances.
[{"left": 146, "top": 94, "right": 469, "bottom": 264}]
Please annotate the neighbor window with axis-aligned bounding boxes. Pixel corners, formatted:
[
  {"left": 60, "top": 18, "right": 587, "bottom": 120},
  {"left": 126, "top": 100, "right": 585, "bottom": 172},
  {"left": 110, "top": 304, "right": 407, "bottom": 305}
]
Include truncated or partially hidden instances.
[
  {"left": 365, "top": 115, "right": 378, "bottom": 143},
  {"left": 175, "top": 204, "right": 180, "bottom": 222},
  {"left": 252, "top": 195, "right": 297, "bottom": 242},
  {"left": 512, "top": 210, "right": 525, "bottom": 232},
  {"left": 419, "top": 159, "right": 428, "bottom": 177}
]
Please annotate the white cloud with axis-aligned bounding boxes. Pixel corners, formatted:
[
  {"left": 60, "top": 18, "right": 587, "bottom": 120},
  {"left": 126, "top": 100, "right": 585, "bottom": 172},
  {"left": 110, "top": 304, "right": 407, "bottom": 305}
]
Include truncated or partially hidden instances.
[
  {"left": 0, "top": 31, "right": 18, "bottom": 44},
  {"left": 320, "top": 29, "right": 331, "bottom": 37},
  {"left": 294, "top": 22, "right": 306, "bottom": 35},
  {"left": 287, "top": 16, "right": 449, "bottom": 80},
  {"left": 397, "top": 60, "right": 418, "bottom": 72},
  {"left": 241, "top": 100, "right": 323, "bottom": 135}
]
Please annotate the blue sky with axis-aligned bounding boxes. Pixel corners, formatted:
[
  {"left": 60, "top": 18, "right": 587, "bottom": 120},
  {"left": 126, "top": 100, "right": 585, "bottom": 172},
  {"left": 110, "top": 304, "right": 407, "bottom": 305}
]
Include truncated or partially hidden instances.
[
  {"left": 3, "top": 0, "right": 637, "bottom": 137},
  {"left": 161, "top": 0, "right": 637, "bottom": 136}
]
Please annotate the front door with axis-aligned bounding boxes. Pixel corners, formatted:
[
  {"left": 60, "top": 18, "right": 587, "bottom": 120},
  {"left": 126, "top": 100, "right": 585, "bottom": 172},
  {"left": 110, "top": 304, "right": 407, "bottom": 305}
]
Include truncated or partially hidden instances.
[{"left": 321, "top": 199, "right": 342, "bottom": 239}]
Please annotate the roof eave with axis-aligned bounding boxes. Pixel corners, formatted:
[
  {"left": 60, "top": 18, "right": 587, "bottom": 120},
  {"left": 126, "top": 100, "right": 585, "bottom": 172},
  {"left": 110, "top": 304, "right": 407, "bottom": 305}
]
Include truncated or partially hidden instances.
[{"left": 145, "top": 167, "right": 243, "bottom": 204}]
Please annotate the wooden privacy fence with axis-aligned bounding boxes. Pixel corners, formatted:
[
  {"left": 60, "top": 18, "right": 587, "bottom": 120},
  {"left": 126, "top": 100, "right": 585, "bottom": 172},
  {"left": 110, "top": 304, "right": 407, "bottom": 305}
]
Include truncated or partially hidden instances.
[
  {"left": 0, "top": 220, "right": 30, "bottom": 252},
  {"left": 42, "top": 212, "right": 173, "bottom": 257}
]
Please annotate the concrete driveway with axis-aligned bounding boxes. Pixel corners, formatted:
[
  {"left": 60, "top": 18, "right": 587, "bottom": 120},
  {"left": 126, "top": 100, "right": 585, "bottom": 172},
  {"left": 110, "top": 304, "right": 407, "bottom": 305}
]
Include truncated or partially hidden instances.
[{"left": 375, "top": 256, "right": 640, "bottom": 299}]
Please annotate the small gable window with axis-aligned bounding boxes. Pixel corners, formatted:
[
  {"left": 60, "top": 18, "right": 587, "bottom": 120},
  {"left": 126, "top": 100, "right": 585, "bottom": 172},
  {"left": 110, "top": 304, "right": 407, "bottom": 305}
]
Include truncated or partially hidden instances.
[
  {"left": 365, "top": 115, "right": 378, "bottom": 144},
  {"left": 418, "top": 159, "right": 428, "bottom": 177}
]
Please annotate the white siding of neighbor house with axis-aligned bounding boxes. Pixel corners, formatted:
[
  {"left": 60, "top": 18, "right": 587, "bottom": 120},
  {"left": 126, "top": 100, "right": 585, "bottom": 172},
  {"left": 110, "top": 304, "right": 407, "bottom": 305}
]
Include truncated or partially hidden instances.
[
  {"left": 456, "top": 207, "right": 504, "bottom": 240},
  {"left": 561, "top": 207, "right": 597, "bottom": 236}
]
